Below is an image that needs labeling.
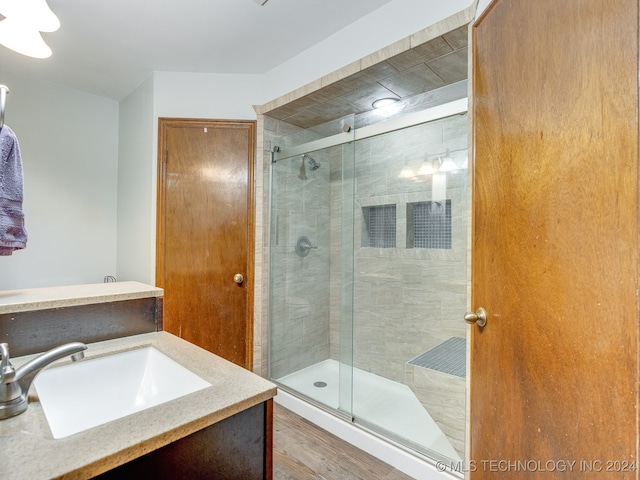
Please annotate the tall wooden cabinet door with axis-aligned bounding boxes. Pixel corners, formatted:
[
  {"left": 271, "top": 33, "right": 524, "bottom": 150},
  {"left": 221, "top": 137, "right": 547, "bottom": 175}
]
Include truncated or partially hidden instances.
[
  {"left": 470, "top": 0, "right": 638, "bottom": 478},
  {"left": 157, "top": 119, "right": 255, "bottom": 369}
]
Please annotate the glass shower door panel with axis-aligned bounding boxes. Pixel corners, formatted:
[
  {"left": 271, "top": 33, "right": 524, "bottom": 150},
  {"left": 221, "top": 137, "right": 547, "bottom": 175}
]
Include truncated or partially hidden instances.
[
  {"left": 351, "top": 114, "right": 469, "bottom": 463},
  {"left": 338, "top": 141, "right": 355, "bottom": 417},
  {"left": 268, "top": 116, "right": 355, "bottom": 420}
]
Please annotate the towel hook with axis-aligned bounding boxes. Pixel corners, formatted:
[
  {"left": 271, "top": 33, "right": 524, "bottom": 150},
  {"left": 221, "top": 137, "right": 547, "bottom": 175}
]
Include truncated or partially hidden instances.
[{"left": 0, "top": 85, "right": 8, "bottom": 130}]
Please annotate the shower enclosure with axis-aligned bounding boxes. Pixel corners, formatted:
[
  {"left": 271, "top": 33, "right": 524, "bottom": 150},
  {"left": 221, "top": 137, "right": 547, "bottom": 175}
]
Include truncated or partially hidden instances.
[{"left": 268, "top": 90, "right": 469, "bottom": 466}]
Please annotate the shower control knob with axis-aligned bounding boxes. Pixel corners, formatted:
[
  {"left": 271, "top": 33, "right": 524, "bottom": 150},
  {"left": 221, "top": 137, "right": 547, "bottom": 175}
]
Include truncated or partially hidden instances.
[
  {"left": 465, "top": 308, "right": 487, "bottom": 327},
  {"left": 233, "top": 274, "right": 244, "bottom": 284}
]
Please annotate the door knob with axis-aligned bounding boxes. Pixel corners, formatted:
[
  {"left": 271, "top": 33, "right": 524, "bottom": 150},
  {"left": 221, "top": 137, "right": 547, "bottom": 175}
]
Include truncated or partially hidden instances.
[
  {"left": 233, "top": 274, "right": 244, "bottom": 284},
  {"left": 465, "top": 307, "right": 487, "bottom": 327}
]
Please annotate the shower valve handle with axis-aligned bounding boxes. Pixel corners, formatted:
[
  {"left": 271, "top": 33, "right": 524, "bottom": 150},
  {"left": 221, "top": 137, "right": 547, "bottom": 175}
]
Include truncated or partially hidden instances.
[{"left": 465, "top": 308, "right": 487, "bottom": 327}]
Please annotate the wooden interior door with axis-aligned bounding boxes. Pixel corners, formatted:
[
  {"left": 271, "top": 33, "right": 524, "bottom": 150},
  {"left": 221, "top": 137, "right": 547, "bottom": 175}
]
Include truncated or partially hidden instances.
[
  {"left": 157, "top": 118, "right": 255, "bottom": 369},
  {"left": 470, "top": 0, "right": 638, "bottom": 477}
]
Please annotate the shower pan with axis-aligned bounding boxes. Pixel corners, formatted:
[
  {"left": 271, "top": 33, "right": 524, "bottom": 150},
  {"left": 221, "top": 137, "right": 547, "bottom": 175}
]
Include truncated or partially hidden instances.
[{"left": 268, "top": 95, "right": 469, "bottom": 469}]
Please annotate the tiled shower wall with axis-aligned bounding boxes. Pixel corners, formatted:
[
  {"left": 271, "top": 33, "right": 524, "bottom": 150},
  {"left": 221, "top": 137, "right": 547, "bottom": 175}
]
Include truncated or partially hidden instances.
[
  {"left": 348, "top": 115, "right": 468, "bottom": 383},
  {"left": 350, "top": 114, "right": 468, "bottom": 457},
  {"left": 266, "top": 118, "right": 333, "bottom": 379}
]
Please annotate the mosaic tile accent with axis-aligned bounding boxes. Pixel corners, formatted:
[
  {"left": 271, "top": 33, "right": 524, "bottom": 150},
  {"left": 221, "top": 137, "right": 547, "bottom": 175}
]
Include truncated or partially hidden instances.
[
  {"left": 408, "top": 337, "right": 466, "bottom": 378},
  {"left": 409, "top": 200, "right": 452, "bottom": 249}
]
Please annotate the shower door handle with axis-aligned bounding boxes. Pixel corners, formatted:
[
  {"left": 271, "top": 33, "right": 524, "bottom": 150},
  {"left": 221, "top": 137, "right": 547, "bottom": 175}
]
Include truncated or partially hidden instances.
[{"left": 465, "top": 308, "right": 487, "bottom": 327}]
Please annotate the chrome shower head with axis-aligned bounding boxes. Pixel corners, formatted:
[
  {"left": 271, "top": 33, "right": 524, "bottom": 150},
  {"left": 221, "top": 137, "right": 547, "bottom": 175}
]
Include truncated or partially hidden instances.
[{"left": 303, "top": 154, "right": 321, "bottom": 170}]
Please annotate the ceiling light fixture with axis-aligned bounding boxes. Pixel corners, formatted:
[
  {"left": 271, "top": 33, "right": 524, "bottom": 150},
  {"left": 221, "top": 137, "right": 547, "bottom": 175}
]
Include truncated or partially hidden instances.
[
  {"left": 372, "top": 97, "right": 399, "bottom": 109},
  {"left": 0, "top": 0, "right": 60, "bottom": 58}
]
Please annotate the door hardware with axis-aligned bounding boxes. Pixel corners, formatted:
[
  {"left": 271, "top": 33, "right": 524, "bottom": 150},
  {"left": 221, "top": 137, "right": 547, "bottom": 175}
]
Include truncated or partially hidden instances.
[{"left": 465, "top": 308, "right": 487, "bottom": 327}]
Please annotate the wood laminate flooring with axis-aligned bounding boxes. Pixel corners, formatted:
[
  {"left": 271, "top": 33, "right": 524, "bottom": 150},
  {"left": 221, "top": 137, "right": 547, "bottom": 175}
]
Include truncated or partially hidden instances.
[{"left": 273, "top": 403, "right": 416, "bottom": 480}]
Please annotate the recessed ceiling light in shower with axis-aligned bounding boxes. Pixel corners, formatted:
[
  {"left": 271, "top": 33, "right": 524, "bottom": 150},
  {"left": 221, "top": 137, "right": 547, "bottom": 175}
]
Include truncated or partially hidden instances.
[{"left": 372, "top": 97, "right": 399, "bottom": 109}]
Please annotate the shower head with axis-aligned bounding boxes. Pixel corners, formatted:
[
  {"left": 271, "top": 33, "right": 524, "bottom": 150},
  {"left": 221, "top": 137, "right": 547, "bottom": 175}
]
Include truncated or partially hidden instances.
[{"left": 303, "top": 154, "right": 321, "bottom": 170}]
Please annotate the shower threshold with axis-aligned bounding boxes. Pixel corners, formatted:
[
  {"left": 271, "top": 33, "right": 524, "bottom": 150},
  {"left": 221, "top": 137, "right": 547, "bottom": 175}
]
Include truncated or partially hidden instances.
[{"left": 276, "top": 359, "right": 460, "bottom": 462}]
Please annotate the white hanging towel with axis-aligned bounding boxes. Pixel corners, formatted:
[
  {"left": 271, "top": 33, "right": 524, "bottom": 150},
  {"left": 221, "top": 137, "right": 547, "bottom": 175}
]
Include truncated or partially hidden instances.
[{"left": 0, "top": 125, "right": 27, "bottom": 255}]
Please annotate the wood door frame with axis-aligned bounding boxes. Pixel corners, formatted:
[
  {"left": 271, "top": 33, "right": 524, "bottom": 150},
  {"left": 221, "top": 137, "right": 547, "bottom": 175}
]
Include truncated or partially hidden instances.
[{"left": 156, "top": 117, "right": 256, "bottom": 370}]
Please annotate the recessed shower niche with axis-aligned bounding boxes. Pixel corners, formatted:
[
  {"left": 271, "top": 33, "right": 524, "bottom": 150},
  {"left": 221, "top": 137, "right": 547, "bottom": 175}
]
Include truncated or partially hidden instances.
[
  {"left": 408, "top": 200, "right": 452, "bottom": 249},
  {"left": 360, "top": 199, "right": 453, "bottom": 250},
  {"left": 361, "top": 204, "right": 396, "bottom": 248}
]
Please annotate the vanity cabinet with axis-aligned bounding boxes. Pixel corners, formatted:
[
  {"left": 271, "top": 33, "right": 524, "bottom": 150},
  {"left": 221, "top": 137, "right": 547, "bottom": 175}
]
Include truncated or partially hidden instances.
[
  {"left": 96, "top": 401, "right": 273, "bottom": 480},
  {"left": 0, "top": 283, "right": 276, "bottom": 480}
]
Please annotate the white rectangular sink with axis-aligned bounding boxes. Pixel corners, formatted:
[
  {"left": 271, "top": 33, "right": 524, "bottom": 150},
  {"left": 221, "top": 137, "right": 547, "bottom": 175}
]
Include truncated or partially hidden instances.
[{"left": 34, "top": 347, "right": 211, "bottom": 439}]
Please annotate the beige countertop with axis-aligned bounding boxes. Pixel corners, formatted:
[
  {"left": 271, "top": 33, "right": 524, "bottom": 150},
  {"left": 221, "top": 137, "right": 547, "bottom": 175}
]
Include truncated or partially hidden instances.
[
  {"left": 0, "top": 281, "right": 164, "bottom": 314},
  {"left": 0, "top": 331, "right": 277, "bottom": 480}
]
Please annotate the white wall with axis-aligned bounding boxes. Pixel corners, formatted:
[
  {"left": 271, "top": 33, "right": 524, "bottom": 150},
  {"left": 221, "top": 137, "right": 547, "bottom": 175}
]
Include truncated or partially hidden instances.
[
  {"left": 0, "top": 70, "right": 119, "bottom": 290},
  {"left": 153, "top": 72, "right": 263, "bottom": 120},
  {"left": 116, "top": 76, "right": 155, "bottom": 284}
]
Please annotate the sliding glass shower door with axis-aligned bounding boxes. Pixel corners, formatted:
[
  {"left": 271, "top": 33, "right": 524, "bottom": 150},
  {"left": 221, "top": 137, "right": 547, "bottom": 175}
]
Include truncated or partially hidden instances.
[
  {"left": 269, "top": 116, "right": 356, "bottom": 419},
  {"left": 268, "top": 99, "right": 469, "bottom": 465}
]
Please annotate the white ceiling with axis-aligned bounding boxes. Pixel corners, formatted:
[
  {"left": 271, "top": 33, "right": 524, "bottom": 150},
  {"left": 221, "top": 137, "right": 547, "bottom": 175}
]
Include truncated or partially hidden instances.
[{"left": 0, "top": 0, "right": 393, "bottom": 100}]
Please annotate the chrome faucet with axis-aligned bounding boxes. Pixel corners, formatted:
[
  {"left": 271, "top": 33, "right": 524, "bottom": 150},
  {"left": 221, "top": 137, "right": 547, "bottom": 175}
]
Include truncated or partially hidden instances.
[{"left": 0, "top": 341, "right": 87, "bottom": 420}]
